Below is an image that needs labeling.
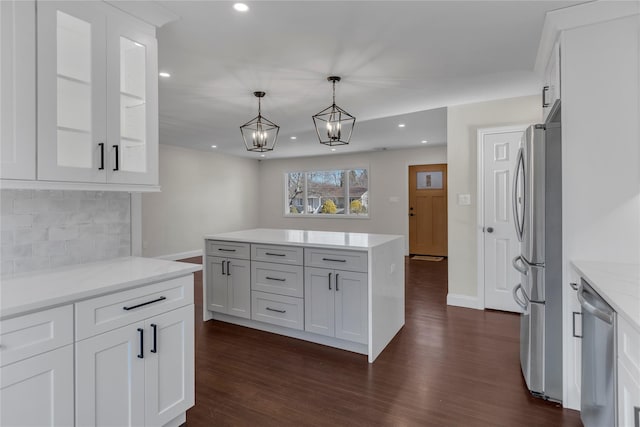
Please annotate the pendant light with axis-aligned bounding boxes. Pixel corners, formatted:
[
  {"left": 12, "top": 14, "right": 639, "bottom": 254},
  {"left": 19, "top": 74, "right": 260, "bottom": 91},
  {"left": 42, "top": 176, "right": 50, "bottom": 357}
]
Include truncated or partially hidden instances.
[
  {"left": 312, "top": 76, "right": 356, "bottom": 146},
  {"left": 240, "top": 91, "right": 280, "bottom": 153}
]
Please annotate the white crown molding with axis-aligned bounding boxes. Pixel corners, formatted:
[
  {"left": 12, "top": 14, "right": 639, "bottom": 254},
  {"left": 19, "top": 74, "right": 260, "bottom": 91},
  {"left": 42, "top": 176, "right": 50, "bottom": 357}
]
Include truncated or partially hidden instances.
[
  {"left": 534, "top": 0, "right": 640, "bottom": 75},
  {"left": 104, "top": 1, "right": 180, "bottom": 28}
]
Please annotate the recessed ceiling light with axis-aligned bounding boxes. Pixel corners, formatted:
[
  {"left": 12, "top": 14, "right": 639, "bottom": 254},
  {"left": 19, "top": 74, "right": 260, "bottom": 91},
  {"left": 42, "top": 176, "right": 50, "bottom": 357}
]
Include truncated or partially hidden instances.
[
  {"left": 211, "top": 145, "right": 217, "bottom": 148},
  {"left": 290, "top": 136, "right": 297, "bottom": 140},
  {"left": 260, "top": 154, "right": 266, "bottom": 157},
  {"left": 421, "top": 140, "right": 428, "bottom": 144},
  {"left": 159, "top": 72, "right": 171, "bottom": 78},
  {"left": 134, "top": 42, "right": 144, "bottom": 48},
  {"left": 233, "top": 3, "right": 249, "bottom": 12},
  {"left": 398, "top": 123, "right": 406, "bottom": 128},
  {"left": 330, "top": 148, "right": 336, "bottom": 152}
]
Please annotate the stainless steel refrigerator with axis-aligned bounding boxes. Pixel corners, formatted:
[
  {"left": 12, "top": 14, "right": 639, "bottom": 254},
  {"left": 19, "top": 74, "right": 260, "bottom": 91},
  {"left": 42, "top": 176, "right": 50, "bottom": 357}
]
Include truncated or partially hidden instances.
[{"left": 511, "top": 101, "right": 562, "bottom": 402}]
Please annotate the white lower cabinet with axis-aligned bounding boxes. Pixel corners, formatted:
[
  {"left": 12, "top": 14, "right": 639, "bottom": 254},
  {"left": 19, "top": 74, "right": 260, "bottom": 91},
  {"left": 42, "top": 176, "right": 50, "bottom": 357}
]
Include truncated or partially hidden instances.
[
  {"left": 0, "top": 345, "right": 74, "bottom": 427},
  {"left": 207, "top": 255, "right": 251, "bottom": 319},
  {"left": 305, "top": 267, "right": 368, "bottom": 344},
  {"left": 76, "top": 304, "right": 194, "bottom": 427},
  {"left": 618, "top": 315, "right": 640, "bottom": 427}
]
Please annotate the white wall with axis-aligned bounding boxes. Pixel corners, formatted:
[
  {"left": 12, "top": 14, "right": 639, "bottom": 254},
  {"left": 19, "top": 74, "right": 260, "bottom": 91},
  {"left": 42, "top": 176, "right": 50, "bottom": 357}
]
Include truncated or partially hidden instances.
[
  {"left": 141, "top": 144, "right": 260, "bottom": 258},
  {"left": 447, "top": 95, "right": 541, "bottom": 300},
  {"left": 257, "top": 145, "right": 447, "bottom": 250}
]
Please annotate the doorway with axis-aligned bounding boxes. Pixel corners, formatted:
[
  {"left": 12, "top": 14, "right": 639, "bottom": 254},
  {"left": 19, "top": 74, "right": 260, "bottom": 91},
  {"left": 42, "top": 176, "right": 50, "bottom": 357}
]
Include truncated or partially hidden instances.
[
  {"left": 408, "top": 164, "right": 447, "bottom": 256},
  {"left": 477, "top": 126, "right": 525, "bottom": 312}
]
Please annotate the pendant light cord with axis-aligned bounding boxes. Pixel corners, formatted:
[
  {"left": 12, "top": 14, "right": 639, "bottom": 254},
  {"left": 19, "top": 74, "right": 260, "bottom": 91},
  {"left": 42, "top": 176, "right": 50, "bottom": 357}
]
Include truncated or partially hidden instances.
[{"left": 332, "top": 80, "right": 336, "bottom": 106}]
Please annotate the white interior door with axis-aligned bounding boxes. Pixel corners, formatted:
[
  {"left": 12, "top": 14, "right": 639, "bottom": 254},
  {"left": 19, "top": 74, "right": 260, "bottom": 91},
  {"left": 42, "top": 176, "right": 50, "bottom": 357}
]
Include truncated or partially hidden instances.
[{"left": 482, "top": 129, "right": 523, "bottom": 312}]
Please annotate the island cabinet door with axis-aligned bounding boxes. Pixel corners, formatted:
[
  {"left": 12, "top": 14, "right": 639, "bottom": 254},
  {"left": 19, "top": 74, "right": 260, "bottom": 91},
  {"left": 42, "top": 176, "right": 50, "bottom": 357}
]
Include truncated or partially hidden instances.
[
  {"left": 228, "top": 258, "right": 251, "bottom": 319},
  {"left": 145, "top": 305, "right": 195, "bottom": 427},
  {"left": 207, "top": 256, "right": 229, "bottom": 314},
  {"left": 334, "top": 271, "right": 368, "bottom": 345},
  {"left": 305, "top": 267, "right": 335, "bottom": 337},
  {"left": 76, "top": 321, "right": 145, "bottom": 427}
]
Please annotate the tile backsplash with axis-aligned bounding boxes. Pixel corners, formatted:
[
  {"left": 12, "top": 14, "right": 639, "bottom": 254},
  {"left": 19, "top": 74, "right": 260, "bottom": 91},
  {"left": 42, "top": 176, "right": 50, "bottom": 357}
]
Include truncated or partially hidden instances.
[{"left": 1, "top": 190, "right": 131, "bottom": 277}]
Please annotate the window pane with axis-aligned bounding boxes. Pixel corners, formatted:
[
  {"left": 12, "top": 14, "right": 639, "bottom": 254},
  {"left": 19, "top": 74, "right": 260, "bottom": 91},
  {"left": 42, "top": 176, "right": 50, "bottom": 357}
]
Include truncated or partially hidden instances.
[
  {"left": 417, "top": 171, "right": 443, "bottom": 189},
  {"left": 287, "top": 172, "right": 304, "bottom": 214},
  {"left": 348, "top": 169, "right": 368, "bottom": 215},
  {"left": 307, "top": 170, "right": 345, "bottom": 215}
]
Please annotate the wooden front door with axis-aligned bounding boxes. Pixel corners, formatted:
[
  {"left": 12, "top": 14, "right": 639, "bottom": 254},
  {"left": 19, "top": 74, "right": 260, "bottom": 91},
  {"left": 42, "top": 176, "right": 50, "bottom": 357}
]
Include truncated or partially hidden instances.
[{"left": 409, "top": 164, "right": 448, "bottom": 256}]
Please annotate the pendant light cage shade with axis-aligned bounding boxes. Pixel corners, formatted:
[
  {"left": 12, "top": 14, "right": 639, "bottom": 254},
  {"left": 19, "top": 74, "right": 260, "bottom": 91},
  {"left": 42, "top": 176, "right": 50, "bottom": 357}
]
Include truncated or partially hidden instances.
[
  {"left": 312, "top": 76, "right": 356, "bottom": 146},
  {"left": 240, "top": 91, "right": 280, "bottom": 153}
]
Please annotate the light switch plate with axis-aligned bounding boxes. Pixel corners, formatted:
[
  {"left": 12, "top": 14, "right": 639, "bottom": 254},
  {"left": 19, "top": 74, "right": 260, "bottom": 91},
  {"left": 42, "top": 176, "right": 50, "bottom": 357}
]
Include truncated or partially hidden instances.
[{"left": 457, "top": 194, "right": 471, "bottom": 205}]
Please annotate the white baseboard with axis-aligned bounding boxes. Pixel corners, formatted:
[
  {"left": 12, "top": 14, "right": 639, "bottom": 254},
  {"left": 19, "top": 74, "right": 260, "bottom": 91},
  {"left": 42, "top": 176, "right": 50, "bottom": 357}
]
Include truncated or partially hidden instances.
[
  {"left": 155, "top": 249, "right": 203, "bottom": 261},
  {"left": 446, "top": 293, "right": 482, "bottom": 310}
]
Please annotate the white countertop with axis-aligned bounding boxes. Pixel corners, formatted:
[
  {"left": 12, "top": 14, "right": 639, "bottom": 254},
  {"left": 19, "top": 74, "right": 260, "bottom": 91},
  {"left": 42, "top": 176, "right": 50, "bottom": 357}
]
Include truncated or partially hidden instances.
[
  {"left": 205, "top": 228, "right": 403, "bottom": 250},
  {"left": 0, "top": 257, "right": 202, "bottom": 320},
  {"left": 571, "top": 260, "right": 640, "bottom": 332}
]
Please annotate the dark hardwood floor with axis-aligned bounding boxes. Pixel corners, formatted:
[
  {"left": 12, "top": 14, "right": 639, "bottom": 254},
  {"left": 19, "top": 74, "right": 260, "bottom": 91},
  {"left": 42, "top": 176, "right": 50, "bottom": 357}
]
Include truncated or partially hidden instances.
[{"left": 179, "top": 256, "right": 582, "bottom": 426}]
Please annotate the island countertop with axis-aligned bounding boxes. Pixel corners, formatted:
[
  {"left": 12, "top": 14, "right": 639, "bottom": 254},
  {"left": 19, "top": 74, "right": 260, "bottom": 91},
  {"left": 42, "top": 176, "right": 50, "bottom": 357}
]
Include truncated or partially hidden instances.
[
  {"left": 571, "top": 260, "right": 640, "bottom": 332},
  {"left": 204, "top": 228, "right": 403, "bottom": 250},
  {"left": 1, "top": 257, "right": 202, "bottom": 320}
]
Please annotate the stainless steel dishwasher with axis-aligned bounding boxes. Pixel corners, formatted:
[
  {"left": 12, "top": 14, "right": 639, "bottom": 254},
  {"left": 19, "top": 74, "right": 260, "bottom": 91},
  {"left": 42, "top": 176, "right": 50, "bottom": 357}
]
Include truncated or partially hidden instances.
[{"left": 579, "top": 278, "right": 617, "bottom": 427}]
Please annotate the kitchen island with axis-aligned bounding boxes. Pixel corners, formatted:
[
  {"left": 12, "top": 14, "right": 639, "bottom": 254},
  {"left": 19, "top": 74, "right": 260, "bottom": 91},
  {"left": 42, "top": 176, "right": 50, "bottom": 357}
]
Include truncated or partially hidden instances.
[{"left": 203, "top": 228, "right": 405, "bottom": 362}]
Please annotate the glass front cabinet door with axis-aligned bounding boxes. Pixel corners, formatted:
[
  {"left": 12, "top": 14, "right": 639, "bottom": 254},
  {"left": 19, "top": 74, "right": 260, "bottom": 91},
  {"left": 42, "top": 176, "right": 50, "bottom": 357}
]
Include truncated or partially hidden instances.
[{"left": 37, "top": 1, "right": 158, "bottom": 186}]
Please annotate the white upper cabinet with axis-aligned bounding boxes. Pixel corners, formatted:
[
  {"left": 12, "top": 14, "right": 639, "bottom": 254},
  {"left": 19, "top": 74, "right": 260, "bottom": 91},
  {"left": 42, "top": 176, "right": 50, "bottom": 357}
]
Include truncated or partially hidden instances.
[
  {"left": 542, "top": 41, "right": 560, "bottom": 120},
  {"left": 0, "top": 0, "right": 36, "bottom": 180},
  {"left": 36, "top": 1, "right": 158, "bottom": 186}
]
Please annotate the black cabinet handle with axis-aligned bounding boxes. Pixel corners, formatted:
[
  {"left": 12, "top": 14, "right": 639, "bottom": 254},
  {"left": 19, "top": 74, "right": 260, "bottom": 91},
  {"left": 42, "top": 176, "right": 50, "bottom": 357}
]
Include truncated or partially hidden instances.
[
  {"left": 569, "top": 282, "right": 578, "bottom": 291},
  {"left": 322, "top": 258, "right": 346, "bottom": 263},
  {"left": 218, "top": 248, "right": 236, "bottom": 252},
  {"left": 328, "top": 272, "right": 332, "bottom": 290},
  {"left": 542, "top": 85, "right": 550, "bottom": 108},
  {"left": 266, "top": 307, "right": 286, "bottom": 314},
  {"left": 572, "top": 312, "right": 582, "bottom": 338},
  {"left": 123, "top": 296, "right": 166, "bottom": 311},
  {"left": 112, "top": 145, "right": 119, "bottom": 171},
  {"left": 221, "top": 260, "right": 226, "bottom": 275},
  {"left": 265, "top": 276, "right": 286, "bottom": 282},
  {"left": 151, "top": 323, "right": 158, "bottom": 353},
  {"left": 634, "top": 406, "right": 639, "bottom": 427},
  {"left": 265, "top": 252, "right": 285, "bottom": 257},
  {"left": 336, "top": 273, "right": 340, "bottom": 291},
  {"left": 98, "top": 143, "right": 104, "bottom": 170},
  {"left": 137, "top": 328, "right": 144, "bottom": 359},
  {"left": 227, "top": 261, "right": 231, "bottom": 276}
]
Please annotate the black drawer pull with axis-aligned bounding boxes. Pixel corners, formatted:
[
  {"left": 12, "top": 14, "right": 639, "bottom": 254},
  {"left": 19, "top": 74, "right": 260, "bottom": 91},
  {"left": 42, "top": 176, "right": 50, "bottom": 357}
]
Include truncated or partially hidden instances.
[
  {"left": 572, "top": 312, "right": 582, "bottom": 338},
  {"left": 112, "top": 145, "right": 119, "bottom": 171},
  {"left": 137, "top": 328, "right": 144, "bottom": 359},
  {"left": 266, "top": 276, "right": 286, "bottom": 282},
  {"left": 266, "top": 307, "right": 286, "bottom": 314},
  {"left": 265, "top": 252, "right": 285, "bottom": 257},
  {"left": 222, "top": 260, "right": 226, "bottom": 275},
  {"left": 218, "top": 248, "right": 236, "bottom": 252},
  {"left": 322, "top": 257, "right": 346, "bottom": 262},
  {"left": 123, "top": 296, "right": 166, "bottom": 311},
  {"left": 98, "top": 143, "right": 105, "bottom": 170},
  {"left": 336, "top": 273, "right": 340, "bottom": 291}
]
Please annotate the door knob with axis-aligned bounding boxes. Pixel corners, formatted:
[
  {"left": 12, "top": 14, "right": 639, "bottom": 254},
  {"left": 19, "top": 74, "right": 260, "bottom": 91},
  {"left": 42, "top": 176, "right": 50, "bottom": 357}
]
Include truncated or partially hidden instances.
[
  {"left": 409, "top": 213, "right": 415, "bottom": 216},
  {"left": 486, "top": 227, "right": 494, "bottom": 233}
]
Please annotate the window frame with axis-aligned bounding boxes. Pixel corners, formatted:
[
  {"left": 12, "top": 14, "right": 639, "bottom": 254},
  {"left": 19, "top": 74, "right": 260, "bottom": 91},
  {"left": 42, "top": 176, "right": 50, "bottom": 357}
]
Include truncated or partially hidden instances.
[{"left": 284, "top": 167, "right": 370, "bottom": 219}]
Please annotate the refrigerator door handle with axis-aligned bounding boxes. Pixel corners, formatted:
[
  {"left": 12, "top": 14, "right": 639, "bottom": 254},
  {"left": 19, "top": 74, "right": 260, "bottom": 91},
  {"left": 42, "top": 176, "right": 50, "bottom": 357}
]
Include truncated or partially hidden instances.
[
  {"left": 512, "top": 283, "right": 529, "bottom": 310},
  {"left": 512, "top": 147, "right": 525, "bottom": 242},
  {"left": 512, "top": 255, "right": 528, "bottom": 275}
]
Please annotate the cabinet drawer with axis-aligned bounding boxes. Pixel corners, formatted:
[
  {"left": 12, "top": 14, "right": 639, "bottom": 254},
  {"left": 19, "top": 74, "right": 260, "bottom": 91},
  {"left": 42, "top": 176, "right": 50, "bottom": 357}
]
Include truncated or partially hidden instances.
[
  {"left": 206, "top": 240, "right": 250, "bottom": 259},
  {"left": 252, "top": 244, "right": 303, "bottom": 265},
  {"left": 75, "top": 275, "right": 193, "bottom": 340},
  {"left": 618, "top": 315, "right": 640, "bottom": 384},
  {"left": 251, "top": 291, "right": 303, "bottom": 331},
  {"left": 305, "top": 248, "right": 368, "bottom": 272},
  {"left": 252, "top": 262, "right": 303, "bottom": 298},
  {"left": 0, "top": 305, "right": 73, "bottom": 367}
]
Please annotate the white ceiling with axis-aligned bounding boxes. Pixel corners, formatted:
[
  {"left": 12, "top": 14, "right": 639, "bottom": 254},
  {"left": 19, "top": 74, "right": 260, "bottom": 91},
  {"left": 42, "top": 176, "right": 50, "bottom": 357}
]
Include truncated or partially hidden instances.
[{"left": 155, "top": 0, "right": 583, "bottom": 159}]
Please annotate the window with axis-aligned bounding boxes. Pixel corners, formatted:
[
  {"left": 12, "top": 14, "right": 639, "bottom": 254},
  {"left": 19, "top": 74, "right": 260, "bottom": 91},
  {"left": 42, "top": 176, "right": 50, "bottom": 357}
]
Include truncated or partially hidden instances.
[{"left": 286, "top": 168, "right": 369, "bottom": 217}]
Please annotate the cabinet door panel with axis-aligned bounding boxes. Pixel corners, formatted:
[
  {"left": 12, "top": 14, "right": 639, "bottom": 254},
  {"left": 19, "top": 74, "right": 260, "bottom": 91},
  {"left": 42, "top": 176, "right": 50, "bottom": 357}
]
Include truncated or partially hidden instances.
[
  {"left": 618, "top": 360, "right": 640, "bottom": 427},
  {"left": 76, "top": 321, "right": 145, "bottom": 427},
  {"left": 304, "top": 267, "right": 335, "bottom": 337},
  {"left": 335, "top": 271, "right": 368, "bottom": 344},
  {"left": 0, "top": 0, "right": 36, "bottom": 180},
  {"left": 207, "top": 256, "right": 228, "bottom": 314},
  {"left": 145, "top": 305, "right": 195, "bottom": 426},
  {"left": 0, "top": 345, "right": 74, "bottom": 427},
  {"left": 228, "top": 258, "right": 251, "bottom": 319},
  {"left": 37, "top": 1, "right": 107, "bottom": 182},
  {"left": 106, "top": 11, "right": 158, "bottom": 185}
]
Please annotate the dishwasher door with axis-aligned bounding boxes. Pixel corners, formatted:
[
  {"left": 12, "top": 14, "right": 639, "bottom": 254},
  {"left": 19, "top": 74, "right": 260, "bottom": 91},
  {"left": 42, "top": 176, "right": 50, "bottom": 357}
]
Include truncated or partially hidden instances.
[{"left": 579, "top": 279, "right": 617, "bottom": 427}]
